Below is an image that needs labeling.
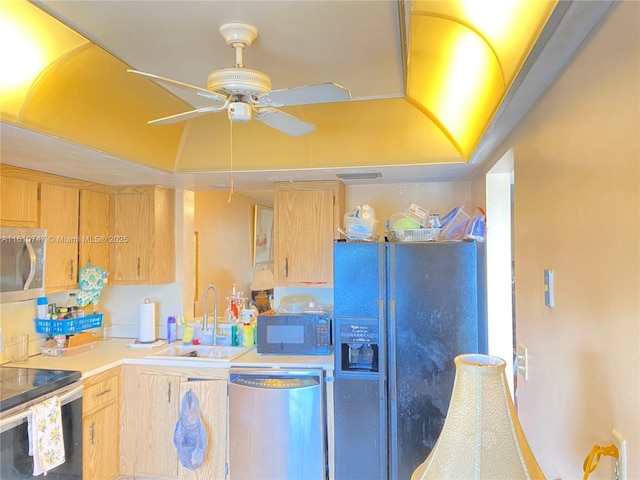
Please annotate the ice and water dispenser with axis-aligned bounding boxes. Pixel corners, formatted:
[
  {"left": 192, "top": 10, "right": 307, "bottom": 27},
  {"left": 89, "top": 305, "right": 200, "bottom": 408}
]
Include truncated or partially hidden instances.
[{"left": 336, "top": 318, "right": 379, "bottom": 376}]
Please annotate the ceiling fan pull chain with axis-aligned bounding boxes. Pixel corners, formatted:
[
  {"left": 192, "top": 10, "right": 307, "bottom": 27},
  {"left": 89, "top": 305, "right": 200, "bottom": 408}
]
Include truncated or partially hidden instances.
[{"left": 227, "top": 111, "right": 234, "bottom": 203}]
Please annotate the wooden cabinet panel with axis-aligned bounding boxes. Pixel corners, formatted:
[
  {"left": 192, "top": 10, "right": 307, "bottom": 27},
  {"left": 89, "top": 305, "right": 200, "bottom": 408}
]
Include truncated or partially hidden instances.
[
  {"left": 39, "top": 183, "right": 79, "bottom": 291},
  {"left": 274, "top": 181, "right": 344, "bottom": 286},
  {"left": 84, "top": 368, "right": 119, "bottom": 413},
  {"left": 120, "top": 366, "right": 229, "bottom": 480},
  {"left": 137, "top": 372, "right": 181, "bottom": 478},
  {"left": 111, "top": 189, "right": 151, "bottom": 282},
  {"left": 0, "top": 176, "right": 38, "bottom": 227},
  {"left": 110, "top": 186, "right": 175, "bottom": 285},
  {"left": 79, "top": 189, "right": 110, "bottom": 272},
  {"left": 83, "top": 367, "right": 120, "bottom": 480},
  {"left": 179, "top": 379, "right": 228, "bottom": 480},
  {"left": 120, "top": 365, "right": 181, "bottom": 479},
  {"left": 83, "top": 401, "right": 119, "bottom": 480}
]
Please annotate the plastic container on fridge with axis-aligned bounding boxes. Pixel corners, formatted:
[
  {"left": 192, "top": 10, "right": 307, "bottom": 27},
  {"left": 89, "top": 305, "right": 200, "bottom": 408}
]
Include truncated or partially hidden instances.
[
  {"left": 344, "top": 215, "right": 379, "bottom": 240},
  {"left": 439, "top": 205, "right": 471, "bottom": 240}
]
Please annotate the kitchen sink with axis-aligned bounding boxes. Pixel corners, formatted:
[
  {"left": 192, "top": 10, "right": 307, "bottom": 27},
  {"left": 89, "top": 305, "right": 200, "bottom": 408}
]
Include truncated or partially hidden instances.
[{"left": 147, "top": 344, "right": 252, "bottom": 362}]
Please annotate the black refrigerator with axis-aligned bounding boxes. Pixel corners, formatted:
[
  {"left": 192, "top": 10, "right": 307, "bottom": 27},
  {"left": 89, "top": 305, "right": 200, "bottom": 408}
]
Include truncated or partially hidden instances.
[{"left": 333, "top": 240, "right": 487, "bottom": 480}]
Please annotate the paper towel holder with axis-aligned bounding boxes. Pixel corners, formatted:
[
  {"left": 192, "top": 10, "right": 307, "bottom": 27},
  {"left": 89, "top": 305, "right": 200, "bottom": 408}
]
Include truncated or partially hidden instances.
[{"left": 137, "top": 298, "right": 158, "bottom": 344}]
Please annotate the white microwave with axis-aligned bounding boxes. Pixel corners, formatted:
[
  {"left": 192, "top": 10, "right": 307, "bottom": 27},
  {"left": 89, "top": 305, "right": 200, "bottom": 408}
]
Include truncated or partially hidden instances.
[{"left": 0, "top": 227, "right": 47, "bottom": 303}]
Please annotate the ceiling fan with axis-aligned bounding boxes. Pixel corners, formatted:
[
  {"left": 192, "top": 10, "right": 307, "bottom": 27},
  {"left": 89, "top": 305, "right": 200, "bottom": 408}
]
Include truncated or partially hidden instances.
[{"left": 128, "top": 23, "right": 351, "bottom": 136}]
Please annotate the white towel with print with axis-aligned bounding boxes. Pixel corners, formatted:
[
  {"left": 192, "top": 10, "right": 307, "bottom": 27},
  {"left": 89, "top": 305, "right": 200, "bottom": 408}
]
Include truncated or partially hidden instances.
[{"left": 28, "top": 396, "right": 65, "bottom": 476}]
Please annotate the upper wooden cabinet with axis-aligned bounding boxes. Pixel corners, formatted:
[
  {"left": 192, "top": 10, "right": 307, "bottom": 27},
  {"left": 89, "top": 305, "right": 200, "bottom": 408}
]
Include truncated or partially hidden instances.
[
  {"left": 79, "top": 189, "right": 110, "bottom": 272},
  {"left": 273, "top": 181, "right": 344, "bottom": 286},
  {"left": 39, "top": 183, "right": 80, "bottom": 292},
  {"left": 2, "top": 166, "right": 116, "bottom": 292},
  {"left": 110, "top": 186, "right": 175, "bottom": 285},
  {"left": 0, "top": 175, "right": 39, "bottom": 227}
]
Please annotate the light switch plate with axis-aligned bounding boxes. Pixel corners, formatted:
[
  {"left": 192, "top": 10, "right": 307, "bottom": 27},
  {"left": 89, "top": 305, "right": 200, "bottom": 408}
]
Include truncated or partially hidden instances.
[
  {"left": 544, "top": 269, "right": 554, "bottom": 307},
  {"left": 516, "top": 343, "right": 528, "bottom": 380}
]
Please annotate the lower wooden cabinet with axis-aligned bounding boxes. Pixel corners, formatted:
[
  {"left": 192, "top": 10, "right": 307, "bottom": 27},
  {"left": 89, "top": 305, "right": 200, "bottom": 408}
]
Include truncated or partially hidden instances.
[
  {"left": 83, "top": 367, "right": 120, "bottom": 480},
  {"left": 120, "top": 365, "right": 228, "bottom": 480}
]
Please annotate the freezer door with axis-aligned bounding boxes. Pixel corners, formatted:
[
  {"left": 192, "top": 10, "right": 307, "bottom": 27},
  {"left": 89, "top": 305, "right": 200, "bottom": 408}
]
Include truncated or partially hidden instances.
[
  {"left": 333, "top": 241, "right": 387, "bottom": 479},
  {"left": 387, "top": 241, "right": 482, "bottom": 480},
  {"left": 333, "top": 241, "right": 384, "bottom": 319}
]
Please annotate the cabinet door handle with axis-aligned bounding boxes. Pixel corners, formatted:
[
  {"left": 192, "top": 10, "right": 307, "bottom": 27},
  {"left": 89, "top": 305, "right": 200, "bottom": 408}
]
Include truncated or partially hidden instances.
[
  {"left": 96, "top": 388, "right": 111, "bottom": 398},
  {"left": 90, "top": 422, "right": 95, "bottom": 445},
  {"left": 285, "top": 258, "right": 289, "bottom": 278},
  {"left": 69, "top": 260, "right": 74, "bottom": 280},
  {"left": 137, "top": 257, "right": 141, "bottom": 277},
  {"left": 167, "top": 382, "right": 172, "bottom": 404}
]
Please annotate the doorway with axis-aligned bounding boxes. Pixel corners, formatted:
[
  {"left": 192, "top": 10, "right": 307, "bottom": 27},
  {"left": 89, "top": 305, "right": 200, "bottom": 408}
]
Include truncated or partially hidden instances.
[{"left": 485, "top": 148, "right": 516, "bottom": 396}]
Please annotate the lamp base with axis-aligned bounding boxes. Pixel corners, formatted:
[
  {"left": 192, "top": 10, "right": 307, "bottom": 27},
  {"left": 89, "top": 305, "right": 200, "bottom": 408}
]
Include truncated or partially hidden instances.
[{"left": 250, "top": 289, "right": 273, "bottom": 313}]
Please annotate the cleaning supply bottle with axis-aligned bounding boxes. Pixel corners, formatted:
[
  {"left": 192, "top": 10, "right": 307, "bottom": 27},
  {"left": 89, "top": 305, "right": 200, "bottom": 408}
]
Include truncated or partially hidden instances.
[
  {"left": 241, "top": 309, "right": 255, "bottom": 346},
  {"left": 193, "top": 320, "right": 202, "bottom": 345},
  {"left": 231, "top": 283, "right": 239, "bottom": 320},
  {"left": 167, "top": 316, "right": 177, "bottom": 344},
  {"left": 242, "top": 321, "right": 254, "bottom": 346},
  {"left": 235, "top": 320, "right": 244, "bottom": 346}
]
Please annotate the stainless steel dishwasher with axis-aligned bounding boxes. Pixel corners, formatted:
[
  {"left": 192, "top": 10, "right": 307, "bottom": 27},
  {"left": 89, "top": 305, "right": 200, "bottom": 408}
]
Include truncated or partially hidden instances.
[{"left": 228, "top": 368, "right": 326, "bottom": 480}]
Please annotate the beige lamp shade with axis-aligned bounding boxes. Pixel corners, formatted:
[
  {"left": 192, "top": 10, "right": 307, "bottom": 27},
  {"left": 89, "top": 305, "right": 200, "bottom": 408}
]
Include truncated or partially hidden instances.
[
  {"left": 250, "top": 268, "right": 274, "bottom": 291},
  {"left": 412, "top": 354, "right": 546, "bottom": 480}
]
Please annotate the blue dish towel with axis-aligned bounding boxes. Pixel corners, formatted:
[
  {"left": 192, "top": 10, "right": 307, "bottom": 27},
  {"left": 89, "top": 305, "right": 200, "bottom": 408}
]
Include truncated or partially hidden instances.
[{"left": 174, "top": 389, "right": 208, "bottom": 470}]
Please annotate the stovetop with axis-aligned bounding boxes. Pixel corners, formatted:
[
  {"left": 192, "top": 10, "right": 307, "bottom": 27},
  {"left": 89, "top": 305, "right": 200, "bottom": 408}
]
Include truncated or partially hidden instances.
[{"left": 0, "top": 366, "right": 82, "bottom": 413}]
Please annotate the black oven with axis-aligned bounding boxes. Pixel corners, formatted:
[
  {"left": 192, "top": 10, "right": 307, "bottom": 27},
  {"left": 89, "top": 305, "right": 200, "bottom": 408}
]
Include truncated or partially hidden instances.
[{"left": 0, "top": 367, "right": 83, "bottom": 479}]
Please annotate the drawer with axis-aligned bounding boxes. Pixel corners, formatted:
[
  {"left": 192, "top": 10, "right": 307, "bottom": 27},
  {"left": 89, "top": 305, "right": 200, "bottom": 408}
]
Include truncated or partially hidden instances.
[{"left": 83, "top": 368, "right": 120, "bottom": 414}]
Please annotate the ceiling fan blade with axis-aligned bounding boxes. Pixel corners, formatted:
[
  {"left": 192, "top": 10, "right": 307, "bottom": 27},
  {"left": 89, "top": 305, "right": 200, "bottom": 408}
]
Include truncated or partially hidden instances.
[
  {"left": 255, "top": 108, "right": 316, "bottom": 136},
  {"left": 127, "top": 69, "right": 227, "bottom": 102},
  {"left": 149, "top": 105, "right": 227, "bottom": 125},
  {"left": 257, "top": 83, "right": 351, "bottom": 107}
]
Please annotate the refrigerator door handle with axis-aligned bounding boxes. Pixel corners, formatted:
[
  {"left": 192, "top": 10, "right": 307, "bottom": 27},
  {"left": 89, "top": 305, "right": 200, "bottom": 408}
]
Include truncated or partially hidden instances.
[
  {"left": 379, "top": 243, "right": 390, "bottom": 479},
  {"left": 378, "top": 302, "right": 388, "bottom": 478},
  {"left": 387, "top": 297, "right": 400, "bottom": 479}
]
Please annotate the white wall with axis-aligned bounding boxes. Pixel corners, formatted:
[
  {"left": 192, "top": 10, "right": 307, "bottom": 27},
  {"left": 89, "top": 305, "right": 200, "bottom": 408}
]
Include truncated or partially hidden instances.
[
  {"left": 193, "top": 190, "right": 260, "bottom": 319},
  {"left": 481, "top": 3, "right": 639, "bottom": 478}
]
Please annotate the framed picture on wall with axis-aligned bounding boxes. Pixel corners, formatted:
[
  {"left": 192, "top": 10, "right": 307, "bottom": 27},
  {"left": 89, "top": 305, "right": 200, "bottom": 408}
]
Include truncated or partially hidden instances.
[{"left": 253, "top": 205, "right": 274, "bottom": 266}]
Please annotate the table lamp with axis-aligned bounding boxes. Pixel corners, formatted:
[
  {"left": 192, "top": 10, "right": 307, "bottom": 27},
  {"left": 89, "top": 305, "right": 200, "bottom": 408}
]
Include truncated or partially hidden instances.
[
  {"left": 250, "top": 268, "right": 274, "bottom": 313},
  {"left": 412, "top": 354, "right": 546, "bottom": 480}
]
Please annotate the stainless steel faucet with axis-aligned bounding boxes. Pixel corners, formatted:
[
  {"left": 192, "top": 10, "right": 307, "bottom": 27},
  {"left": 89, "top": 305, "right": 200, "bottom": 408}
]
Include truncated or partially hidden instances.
[{"left": 202, "top": 284, "right": 218, "bottom": 344}]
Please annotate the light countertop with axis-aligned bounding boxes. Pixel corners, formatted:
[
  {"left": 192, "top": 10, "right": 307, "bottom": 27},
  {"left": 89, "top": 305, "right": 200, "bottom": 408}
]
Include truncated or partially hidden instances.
[{"left": 4, "top": 338, "right": 334, "bottom": 378}]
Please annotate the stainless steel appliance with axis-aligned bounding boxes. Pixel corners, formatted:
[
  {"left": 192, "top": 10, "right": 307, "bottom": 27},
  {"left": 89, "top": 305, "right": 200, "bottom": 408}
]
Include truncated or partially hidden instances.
[
  {"left": 0, "top": 367, "right": 83, "bottom": 478},
  {"left": 256, "top": 313, "right": 332, "bottom": 355},
  {"left": 0, "top": 227, "right": 47, "bottom": 303},
  {"left": 333, "top": 241, "right": 487, "bottom": 479},
  {"left": 228, "top": 368, "right": 326, "bottom": 480}
]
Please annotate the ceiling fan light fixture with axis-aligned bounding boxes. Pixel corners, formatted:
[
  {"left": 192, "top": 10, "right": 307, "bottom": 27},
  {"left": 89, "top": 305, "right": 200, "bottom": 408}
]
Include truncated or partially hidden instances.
[
  {"left": 207, "top": 67, "right": 271, "bottom": 95},
  {"left": 229, "top": 101, "right": 252, "bottom": 122}
]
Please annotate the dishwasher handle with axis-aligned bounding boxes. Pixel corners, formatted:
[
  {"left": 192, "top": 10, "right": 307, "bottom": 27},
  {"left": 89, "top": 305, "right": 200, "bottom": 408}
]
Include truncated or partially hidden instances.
[{"left": 229, "top": 371, "right": 322, "bottom": 389}]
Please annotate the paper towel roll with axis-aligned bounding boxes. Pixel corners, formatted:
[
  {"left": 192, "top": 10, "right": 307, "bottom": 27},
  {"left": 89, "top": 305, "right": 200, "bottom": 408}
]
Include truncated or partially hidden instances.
[{"left": 138, "top": 302, "right": 156, "bottom": 342}]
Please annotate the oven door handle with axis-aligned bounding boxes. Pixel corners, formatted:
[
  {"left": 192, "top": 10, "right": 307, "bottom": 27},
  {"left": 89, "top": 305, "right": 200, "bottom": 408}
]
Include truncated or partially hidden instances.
[{"left": 0, "top": 383, "right": 83, "bottom": 433}]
